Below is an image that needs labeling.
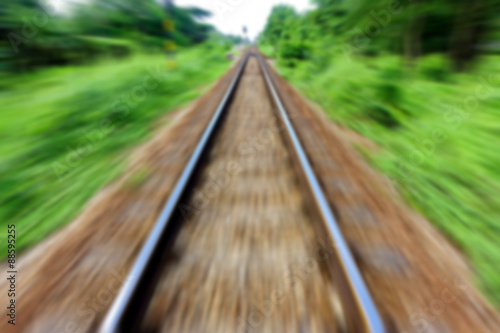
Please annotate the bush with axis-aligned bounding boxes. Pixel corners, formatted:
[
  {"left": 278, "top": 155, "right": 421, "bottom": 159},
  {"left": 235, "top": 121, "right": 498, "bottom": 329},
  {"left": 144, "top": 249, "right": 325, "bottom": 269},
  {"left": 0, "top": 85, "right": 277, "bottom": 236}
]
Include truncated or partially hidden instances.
[
  {"left": 418, "top": 54, "right": 452, "bottom": 82},
  {"left": 366, "top": 103, "right": 400, "bottom": 128},
  {"left": 259, "top": 44, "right": 276, "bottom": 58},
  {"left": 376, "top": 82, "right": 402, "bottom": 105},
  {"left": 278, "top": 40, "right": 311, "bottom": 60}
]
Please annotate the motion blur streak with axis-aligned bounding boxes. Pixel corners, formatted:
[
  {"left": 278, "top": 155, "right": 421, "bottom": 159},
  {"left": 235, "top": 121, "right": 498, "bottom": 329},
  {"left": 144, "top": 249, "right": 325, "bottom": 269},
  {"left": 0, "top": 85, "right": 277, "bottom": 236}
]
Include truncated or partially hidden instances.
[{"left": 1, "top": 0, "right": 500, "bottom": 332}]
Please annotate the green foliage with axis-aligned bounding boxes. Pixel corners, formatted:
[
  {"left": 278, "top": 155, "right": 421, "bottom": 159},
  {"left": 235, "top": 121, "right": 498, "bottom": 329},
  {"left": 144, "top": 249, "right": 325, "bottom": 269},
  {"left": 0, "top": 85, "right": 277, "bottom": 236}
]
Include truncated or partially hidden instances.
[
  {"left": 260, "top": 5, "right": 318, "bottom": 68},
  {"left": 0, "top": 45, "right": 231, "bottom": 257},
  {"left": 366, "top": 103, "right": 400, "bottom": 128},
  {"left": 261, "top": 0, "right": 500, "bottom": 306},
  {"left": 375, "top": 67, "right": 406, "bottom": 114},
  {"left": 260, "top": 0, "right": 500, "bottom": 70},
  {"left": 0, "top": 0, "right": 217, "bottom": 72},
  {"left": 169, "top": 6, "right": 214, "bottom": 45},
  {"left": 277, "top": 52, "right": 500, "bottom": 305},
  {"left": 279, "top": 40, "right": 310, "bottom": 61},
  {"left": 418, "top": 54, "right": 453, "bottom": 82},
  {"left": 260, "top": 5, "right": 299, "bottom": 47},
  {"left": 259, "top": 44, "right": 276, "bottom": 58}
]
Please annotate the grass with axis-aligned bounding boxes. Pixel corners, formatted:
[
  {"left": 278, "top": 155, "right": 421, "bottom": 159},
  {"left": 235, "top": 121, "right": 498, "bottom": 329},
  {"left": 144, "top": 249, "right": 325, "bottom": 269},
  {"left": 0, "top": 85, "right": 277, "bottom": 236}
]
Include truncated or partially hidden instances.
[
  {"left": 274, "top": 51, "right": 500, "bottom": 305},
  {"left": 0, "top": 45, "right": 232, "bottom": 258}
]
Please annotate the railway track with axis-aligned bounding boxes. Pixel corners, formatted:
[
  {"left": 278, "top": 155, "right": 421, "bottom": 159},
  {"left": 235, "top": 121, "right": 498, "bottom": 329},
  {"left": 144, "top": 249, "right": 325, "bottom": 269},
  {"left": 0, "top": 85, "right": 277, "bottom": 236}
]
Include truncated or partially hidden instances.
[{"left": 99, "top": 52, "right": 386, "bottom": 333}]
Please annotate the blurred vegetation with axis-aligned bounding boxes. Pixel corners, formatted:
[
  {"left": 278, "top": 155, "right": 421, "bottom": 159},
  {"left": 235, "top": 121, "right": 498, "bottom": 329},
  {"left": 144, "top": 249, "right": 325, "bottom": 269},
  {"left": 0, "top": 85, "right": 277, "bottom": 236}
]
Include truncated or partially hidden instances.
[
  {"left": 0, "top": 46, "right": 232, "bottom": 259},
  {"left": 0, "top": 0, "right": 218, "bottom": 72},
  {"left": 260, "top": 0, "right": 500, "bottom": 305},
  {"left": 0, "top": 0, "right": 237, "bottom": 256}
]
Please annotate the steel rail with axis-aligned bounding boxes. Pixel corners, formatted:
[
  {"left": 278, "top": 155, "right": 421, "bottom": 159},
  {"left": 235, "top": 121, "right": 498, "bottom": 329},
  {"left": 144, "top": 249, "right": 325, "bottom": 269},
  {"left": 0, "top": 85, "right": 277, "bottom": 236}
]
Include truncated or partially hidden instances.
[
  {"left": 99, "top": 53, "right": 250, "bottom": 333},
  {"left": 256, "top": 52, "right": 386, "bottom": 333},
  {"left": 100, "top": 51, "right": 385, "bottom": 333}
]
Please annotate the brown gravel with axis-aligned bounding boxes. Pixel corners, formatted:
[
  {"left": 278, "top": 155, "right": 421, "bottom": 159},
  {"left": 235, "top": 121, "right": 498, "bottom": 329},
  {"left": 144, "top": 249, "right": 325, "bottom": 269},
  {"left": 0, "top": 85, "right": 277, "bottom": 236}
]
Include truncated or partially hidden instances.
[{"left": 140, "top": 57, "right": 342, "bottom": 333}]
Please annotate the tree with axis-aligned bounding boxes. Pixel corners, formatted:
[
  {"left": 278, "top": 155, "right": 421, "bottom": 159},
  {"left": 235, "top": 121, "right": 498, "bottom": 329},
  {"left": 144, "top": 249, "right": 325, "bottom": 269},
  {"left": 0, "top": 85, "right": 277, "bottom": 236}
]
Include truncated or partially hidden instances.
[
  {"left": 0, "top": 0, "right": 217, "bottom": 72},
  {"left": 261, "top": 5, "right": 298, "bottom": 49}
]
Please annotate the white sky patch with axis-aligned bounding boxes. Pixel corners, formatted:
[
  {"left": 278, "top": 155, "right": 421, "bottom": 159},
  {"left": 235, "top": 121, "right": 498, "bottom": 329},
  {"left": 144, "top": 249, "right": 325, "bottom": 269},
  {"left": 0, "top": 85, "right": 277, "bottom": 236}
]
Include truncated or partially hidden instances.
[
  {"left": 43, "top": 0, "right": 88, "bottom": 15},
  {"left": 174, "top": 0, "right": 315, "bottom": 40},
  {"left": 43, "top": 0, "right": 71, "bottom": 14}
]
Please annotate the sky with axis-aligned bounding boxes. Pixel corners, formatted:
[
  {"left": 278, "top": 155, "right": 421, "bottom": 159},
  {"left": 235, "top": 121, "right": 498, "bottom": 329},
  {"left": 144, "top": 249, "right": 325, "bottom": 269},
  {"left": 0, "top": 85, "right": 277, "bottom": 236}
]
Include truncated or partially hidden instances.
[{"left": 175, "top": 0, "right": 314, "bottom": 40}]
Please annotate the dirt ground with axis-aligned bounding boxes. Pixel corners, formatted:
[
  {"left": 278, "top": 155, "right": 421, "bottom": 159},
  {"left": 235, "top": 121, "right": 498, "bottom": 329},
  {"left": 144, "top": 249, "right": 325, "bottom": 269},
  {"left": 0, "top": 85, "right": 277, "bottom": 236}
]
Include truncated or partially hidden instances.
[{"left": 140, "top": 57, "right": 343, "bottom": 333}]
